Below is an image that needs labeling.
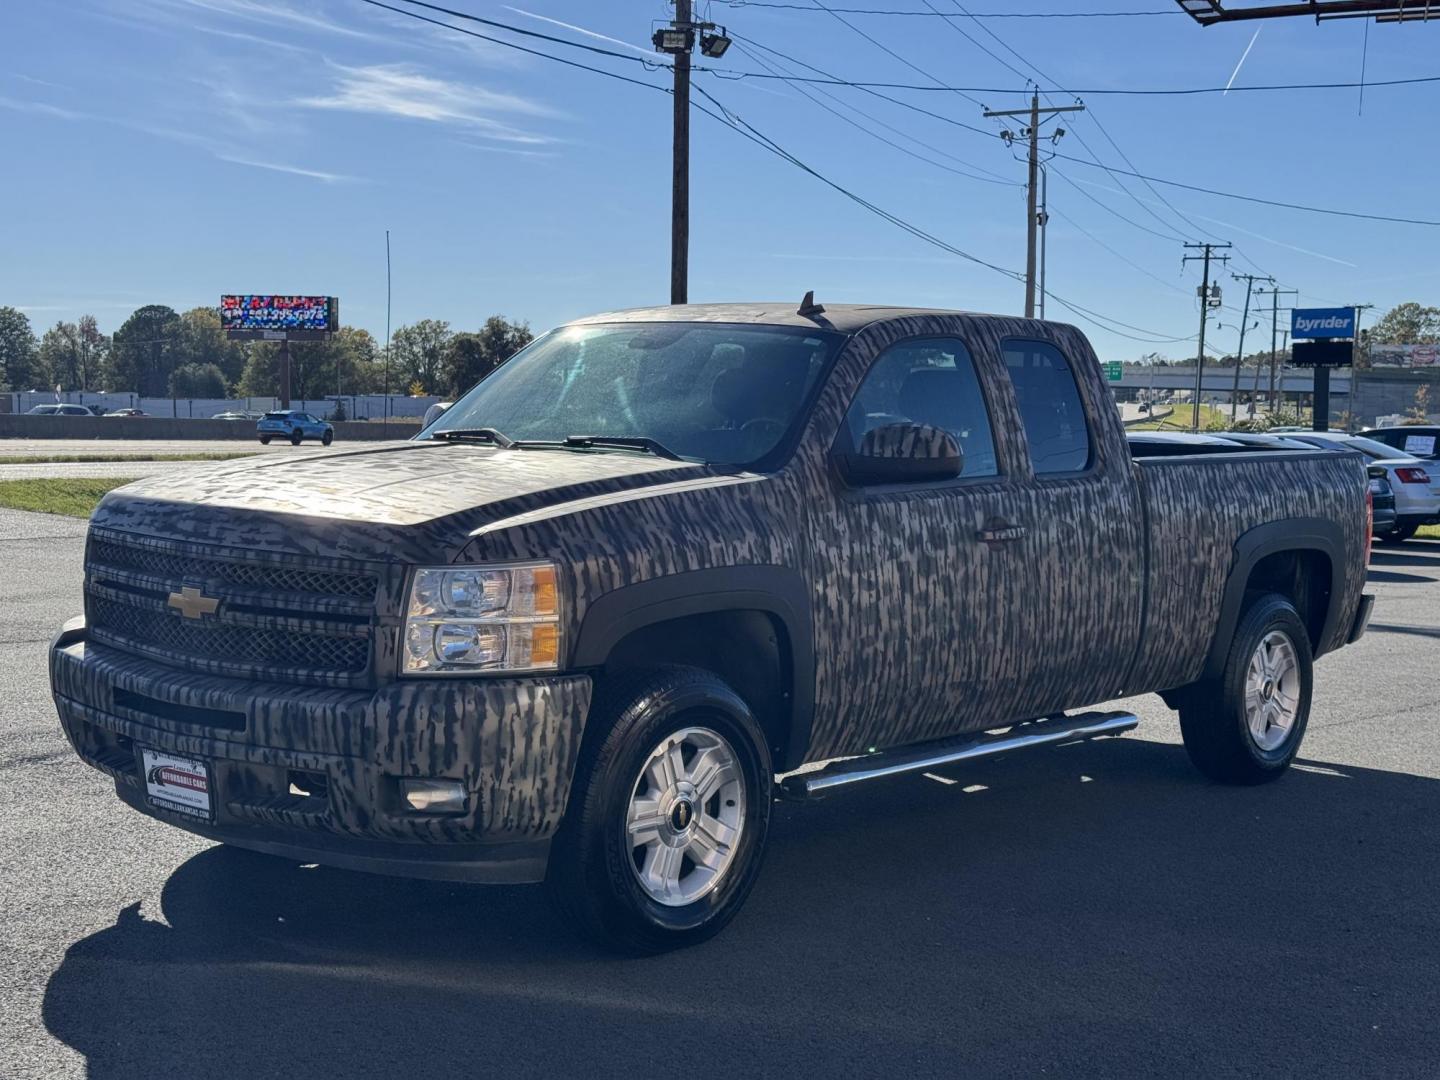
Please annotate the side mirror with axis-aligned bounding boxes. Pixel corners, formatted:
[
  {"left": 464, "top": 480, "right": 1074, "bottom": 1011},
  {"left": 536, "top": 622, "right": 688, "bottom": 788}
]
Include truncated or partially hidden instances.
[
  {"left": 422, "top": 401, "right": 453, "bottom": 429},
  {"left": 838, "top": 422, "right": 963, "bottom": 486}
]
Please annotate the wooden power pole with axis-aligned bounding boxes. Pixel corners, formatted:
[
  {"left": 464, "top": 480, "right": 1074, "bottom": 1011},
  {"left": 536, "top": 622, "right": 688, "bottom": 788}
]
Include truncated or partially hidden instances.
[{"left": 984, "top": 94, "right": 1085, "bottom": 318}]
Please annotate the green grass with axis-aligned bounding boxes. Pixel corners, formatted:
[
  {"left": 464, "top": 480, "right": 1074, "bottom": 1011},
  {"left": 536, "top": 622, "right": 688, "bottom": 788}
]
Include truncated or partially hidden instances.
[
  {"left": 0, "top": 478, "right": 139, "bottom": 518},
  {"left": 1417, "top": 525, "right": 1440, "bottom": 541},
  {"left": 1129, "top": 403, "right": 1231, "bottom": 431},
  {"left": 0, "top": 451, "right": 257, "bottom": 465}
]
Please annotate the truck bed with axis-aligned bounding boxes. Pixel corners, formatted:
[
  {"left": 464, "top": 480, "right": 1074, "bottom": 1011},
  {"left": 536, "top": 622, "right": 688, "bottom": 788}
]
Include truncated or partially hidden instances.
[{"left": 1124, "top": 449, "right": 1369, "bottom": 696}]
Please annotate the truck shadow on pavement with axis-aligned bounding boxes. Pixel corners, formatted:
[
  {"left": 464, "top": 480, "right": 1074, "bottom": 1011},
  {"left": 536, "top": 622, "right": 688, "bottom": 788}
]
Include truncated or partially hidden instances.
[{"left": 43, "top": 735, "right": 1440, "bottom": 1079}]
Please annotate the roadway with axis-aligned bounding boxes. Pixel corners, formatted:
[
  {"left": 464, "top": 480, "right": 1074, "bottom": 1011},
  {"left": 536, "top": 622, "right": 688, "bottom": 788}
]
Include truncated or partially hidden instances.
[{"left": 2, "top": 506, "right": 1438, "bottom": 1078}]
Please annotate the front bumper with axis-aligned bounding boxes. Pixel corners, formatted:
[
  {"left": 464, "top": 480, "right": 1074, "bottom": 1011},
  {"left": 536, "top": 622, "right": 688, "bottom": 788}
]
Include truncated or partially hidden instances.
[{"left": 50, "top": 618, "right": 592, "bottom": 883}]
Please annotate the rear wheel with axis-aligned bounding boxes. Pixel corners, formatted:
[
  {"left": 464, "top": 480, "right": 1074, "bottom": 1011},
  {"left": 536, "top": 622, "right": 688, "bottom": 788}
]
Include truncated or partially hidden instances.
[
  {"left": 258, "top": 436, "right": 271, "bottom": 445},
  {"left": 321, "top": 430, "right": 334, "bottom": 446},
  {"left": 1178, "top": 593, "right": 1312, "bottom": 785},
  {"left": 547, "top": 667, "right": 772, "bottom": 954},
  {"left": 290, "top": 430, "right": 303, "bottom": 446}
]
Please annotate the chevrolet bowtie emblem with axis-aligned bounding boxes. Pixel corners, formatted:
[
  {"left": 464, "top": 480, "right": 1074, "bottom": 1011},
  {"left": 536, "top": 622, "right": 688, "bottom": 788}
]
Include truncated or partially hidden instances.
[{"left": 167, "top": 585, "right": 219, "bottom": 620}]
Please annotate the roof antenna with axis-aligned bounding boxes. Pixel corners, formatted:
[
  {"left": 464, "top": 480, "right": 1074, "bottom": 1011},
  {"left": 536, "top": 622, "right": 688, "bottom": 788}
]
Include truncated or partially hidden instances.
[{"left": 797, "top": 290, "right": 825, "bottom": 318}]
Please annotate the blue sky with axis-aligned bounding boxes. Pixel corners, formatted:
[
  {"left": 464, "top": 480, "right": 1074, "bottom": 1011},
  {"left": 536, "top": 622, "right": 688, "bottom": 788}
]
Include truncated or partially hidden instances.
[{"left": 2, "top": 0, "right": 1437, "bottom": 361}]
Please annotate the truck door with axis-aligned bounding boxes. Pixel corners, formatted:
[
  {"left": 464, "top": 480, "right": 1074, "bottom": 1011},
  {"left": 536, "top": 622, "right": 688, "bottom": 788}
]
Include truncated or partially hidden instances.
[
  {"left": 994, "top": 337, "right": 1144, "bottom": 718},
  {"left": 805, "top": 334, "right": 1035, "bottom": 758}
]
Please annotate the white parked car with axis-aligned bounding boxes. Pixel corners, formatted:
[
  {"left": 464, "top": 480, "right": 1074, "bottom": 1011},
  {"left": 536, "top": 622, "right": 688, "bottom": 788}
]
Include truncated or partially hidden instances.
[
  {"left": 27, "top": 404, "right": 96, "bottom": 416},
  {"left": 1289, "top": 433, "right": 1440, "bottom": 542}
]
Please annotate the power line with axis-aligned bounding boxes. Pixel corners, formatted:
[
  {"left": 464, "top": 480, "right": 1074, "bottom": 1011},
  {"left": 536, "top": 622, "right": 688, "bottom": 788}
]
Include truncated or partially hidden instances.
[
  {"left": 354, "top": 0, "right": 1224, "bottom": 347},
  {"left": 697, "top": 68, "right": 1440, "bottom": 95},
  {"left": 354, "top": 0, "right": 669, "bottom": 91},
  {"left": 727, "top": 41, "right": 1017, "bottom": 183},
  {"left": 714, "top": 2, "right": 1181, "bottom": 15},
  {"left": 1052, "top": 152, "right": 1440, "bottom": 226},
  {"left": 730, "top": 30, "right": 1002, "bottom": 138},
  {"left": 1047, "top": 169, "right": 1184, "bottom": 242},
  {"left": 689, "top": 81, "right": 1023, "bottom": 276},
  {"left": 804, "top": 0, "right": 984, "bottom": 107}
]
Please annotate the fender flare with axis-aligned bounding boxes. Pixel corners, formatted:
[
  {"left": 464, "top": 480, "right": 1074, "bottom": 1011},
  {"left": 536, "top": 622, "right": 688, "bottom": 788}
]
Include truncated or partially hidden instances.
[
  {"left": 1202, "top": 516, "right": 1346, "bottom": 681},
  {"left": 571, "top": 566, "right": 815, "bottom": 770}
]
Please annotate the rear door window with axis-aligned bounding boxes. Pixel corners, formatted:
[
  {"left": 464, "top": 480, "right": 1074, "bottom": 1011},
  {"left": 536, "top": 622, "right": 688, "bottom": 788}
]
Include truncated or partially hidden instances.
[{"left": 1003, "top": 340, "right": 1092, "bottom": 475}]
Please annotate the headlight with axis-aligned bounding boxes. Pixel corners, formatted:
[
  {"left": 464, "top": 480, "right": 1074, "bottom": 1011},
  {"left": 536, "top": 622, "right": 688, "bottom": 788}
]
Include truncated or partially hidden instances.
[{"left": 402, "top": 562, "right": 560, "bottom": 674}]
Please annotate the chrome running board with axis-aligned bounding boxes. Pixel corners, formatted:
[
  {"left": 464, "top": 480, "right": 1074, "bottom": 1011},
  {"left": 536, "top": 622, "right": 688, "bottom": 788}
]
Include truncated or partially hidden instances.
[{"left": 779, "top": 711, "right": 1139, "bottom": 799}]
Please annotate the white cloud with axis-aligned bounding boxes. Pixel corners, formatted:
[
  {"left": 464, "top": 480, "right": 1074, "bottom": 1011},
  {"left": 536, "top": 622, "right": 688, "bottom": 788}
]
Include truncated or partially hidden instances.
[
  {"left": 0, "top": 96, "right": 86, "bottom": 121},
  {"left": 298, "top": 63, "right": 557, "bottom": 144},
  {"left": 214, "top": 154, "right": 354, "bottom": 182}
]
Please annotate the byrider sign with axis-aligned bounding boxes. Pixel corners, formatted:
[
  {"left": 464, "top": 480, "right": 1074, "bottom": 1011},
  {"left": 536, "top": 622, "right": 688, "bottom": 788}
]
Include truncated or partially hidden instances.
[{"left": 1291, "top": 308, "right": 1355, "bottom": 340}]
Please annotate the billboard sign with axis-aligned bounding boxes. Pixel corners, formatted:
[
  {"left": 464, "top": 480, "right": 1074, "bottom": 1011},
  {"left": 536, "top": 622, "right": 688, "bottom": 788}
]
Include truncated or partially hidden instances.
[
  {"left": 221, "top": 295, "right": 337, "bottom": 340},
  {"left": 1291, "top": 307, "right": 1354, "bottom": 339},
  {"left": 1371, "top": 343, "right": 1440, "bottom": 368},
  {"left": 1291, "top": 339, "right": 1353, "bottom": 367}
]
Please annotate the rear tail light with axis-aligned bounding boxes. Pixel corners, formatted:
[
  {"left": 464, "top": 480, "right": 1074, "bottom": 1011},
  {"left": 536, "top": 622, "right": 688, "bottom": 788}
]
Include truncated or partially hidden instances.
[{"left": 1395, "top": 467, "right": 1431, "bottom": 484}]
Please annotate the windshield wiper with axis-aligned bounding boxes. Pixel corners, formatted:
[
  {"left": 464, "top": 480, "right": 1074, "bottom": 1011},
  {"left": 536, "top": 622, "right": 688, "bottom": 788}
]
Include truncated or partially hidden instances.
[
  {"left": 430, "top": 427, "right": 514, "bottom": 448},
  {"left": 550, "top": 435, "right": 684, "bottom": 461}
]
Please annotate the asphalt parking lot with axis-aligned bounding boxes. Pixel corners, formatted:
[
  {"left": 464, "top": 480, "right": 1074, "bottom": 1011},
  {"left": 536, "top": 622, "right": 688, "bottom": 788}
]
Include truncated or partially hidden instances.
[{"left": 2, "top": 505, "right": 1438, "bottom": 1079}]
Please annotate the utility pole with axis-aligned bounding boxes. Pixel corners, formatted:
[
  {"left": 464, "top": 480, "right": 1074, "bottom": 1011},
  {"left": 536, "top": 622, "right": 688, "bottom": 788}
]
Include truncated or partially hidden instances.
[
  {"left": 1182, "top": 242, "right": 1231, "bottom": 430},
  {"left": 1256, "top": 286, "right": 1298, "bottom": 413},
  {"left": 278, "top": 340, "right": 291, "bottom": 410},
  {"left": 984, "top": 95, "right": 1085, "bottom": 318},
  {"left": 1229, "top": 273, "right": 1272, "bottom": 421},
  {"left": 670, "top": 0, "right": 691, "bottom": 306},
  {"left": 653, "top": 8, "right": 731, "bottom": 306}
]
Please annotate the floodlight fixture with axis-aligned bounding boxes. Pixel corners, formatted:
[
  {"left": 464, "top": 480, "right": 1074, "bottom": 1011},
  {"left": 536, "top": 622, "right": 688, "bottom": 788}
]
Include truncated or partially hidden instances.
[
  {"left": 700, "top": 29, "right": 732, "bottom": 58},
  {"left": 653, "top": 27, "right": 693, "bottom": 54}
]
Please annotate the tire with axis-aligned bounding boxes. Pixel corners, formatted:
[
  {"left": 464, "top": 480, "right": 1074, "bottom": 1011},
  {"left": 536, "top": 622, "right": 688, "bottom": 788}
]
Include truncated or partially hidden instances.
[
  {"left": 1178, "top": 592, "right": 1313, "bottom": 785},
  {"left": 321, "top": 430, "right": 333, "bottom": 446},
  {"left": 547, "top": 667, "right": 772, "bottom": 954},
  {"left": 258, "top": 437, "right": 270, "bottom": 445},
  {"left": 1379, "top": 523, "right": 1417, "bottom": 545},
  {"left": 290, "top": 430, "right": 303, "bottom": 446}
]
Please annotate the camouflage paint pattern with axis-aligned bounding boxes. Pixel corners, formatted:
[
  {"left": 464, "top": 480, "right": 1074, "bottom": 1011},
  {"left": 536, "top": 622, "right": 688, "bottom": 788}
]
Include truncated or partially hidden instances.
[{"left": 51, "top": 304, "right": 1368, "bottom": 874}]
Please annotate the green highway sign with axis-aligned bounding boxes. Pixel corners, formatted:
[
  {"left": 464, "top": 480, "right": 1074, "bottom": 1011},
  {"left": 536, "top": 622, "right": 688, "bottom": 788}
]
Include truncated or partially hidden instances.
[{"left": 1104, "top": 362, "right": 1123, "bottom": 382}]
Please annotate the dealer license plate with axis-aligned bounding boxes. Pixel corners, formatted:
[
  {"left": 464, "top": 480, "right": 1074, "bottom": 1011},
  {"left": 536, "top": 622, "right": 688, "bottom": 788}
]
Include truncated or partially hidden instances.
[{"left": 141, "top": 749, "right": 213, "bottom": 821}]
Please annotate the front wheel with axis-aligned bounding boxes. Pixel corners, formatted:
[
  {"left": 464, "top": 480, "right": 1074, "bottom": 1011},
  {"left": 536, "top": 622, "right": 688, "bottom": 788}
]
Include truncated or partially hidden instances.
[
  {"left": 1178, "top": 593, "right": 1313, "bottom": 785},
  {"left": 547, "top": 667, "right": 772, "bottom": 954},
  {"left": 258, "top": 436, "right": 271, "bottom": 445},
  {"left": 290, "top": 430, "right": 303, "bottom": 446},
  {"left": 321, "top": 430, "right": 333, "bottom": 446}
]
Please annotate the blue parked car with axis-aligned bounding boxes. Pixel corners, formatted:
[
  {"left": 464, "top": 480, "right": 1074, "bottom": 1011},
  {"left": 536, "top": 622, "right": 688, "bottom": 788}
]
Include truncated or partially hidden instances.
[{"left": 257, "top": 410, "right": 334, "bottom": 446}]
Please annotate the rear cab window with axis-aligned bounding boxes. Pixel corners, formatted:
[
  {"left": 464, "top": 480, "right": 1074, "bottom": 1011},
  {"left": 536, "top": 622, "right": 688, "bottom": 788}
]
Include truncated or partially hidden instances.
[{"left": 1003, "top": 339, "right": 1093, "bottom": 475}]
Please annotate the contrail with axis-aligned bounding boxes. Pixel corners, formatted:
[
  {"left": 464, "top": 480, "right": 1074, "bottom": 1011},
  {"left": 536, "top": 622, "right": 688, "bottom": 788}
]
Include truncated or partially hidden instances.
[{"left": 1224, "top": 28, "right": 1262, "bottom": 95}]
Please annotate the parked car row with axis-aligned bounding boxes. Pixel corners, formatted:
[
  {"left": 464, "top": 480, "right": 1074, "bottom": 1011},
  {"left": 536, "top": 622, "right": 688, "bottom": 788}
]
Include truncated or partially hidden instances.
[{"left": 1126, "top": 429, "right": 1438, "bottom": 544}]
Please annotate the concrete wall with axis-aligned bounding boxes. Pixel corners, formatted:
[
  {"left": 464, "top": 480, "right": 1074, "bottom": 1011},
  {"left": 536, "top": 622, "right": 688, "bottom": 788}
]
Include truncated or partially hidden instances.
[
  {"left": 1348, "top": 368, "right": 1440, "bottom": 428},
  {"left": 0, "top": 414, "right": 419, "bottom": 441},
  {"left": 4, "top": 390, "right": 441, "bottom": 420}
]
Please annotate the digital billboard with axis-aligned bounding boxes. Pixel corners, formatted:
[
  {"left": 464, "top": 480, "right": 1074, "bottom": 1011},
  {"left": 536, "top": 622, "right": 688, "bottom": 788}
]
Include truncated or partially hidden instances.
[{"left": 221, "top": 295, "right": 337, "bottom": 340}]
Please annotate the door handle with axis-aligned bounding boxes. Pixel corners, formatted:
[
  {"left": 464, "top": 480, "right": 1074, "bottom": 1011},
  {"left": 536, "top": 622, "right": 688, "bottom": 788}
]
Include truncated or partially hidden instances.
[{"left": 976, "top": 521, "right": 1026, "bottom": 544}]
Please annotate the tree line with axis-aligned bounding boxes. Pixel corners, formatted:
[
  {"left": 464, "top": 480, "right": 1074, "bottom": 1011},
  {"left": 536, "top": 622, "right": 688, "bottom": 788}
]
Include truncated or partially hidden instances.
[{"left": 0, "top": 304, "right": 533, "bottom": 400}]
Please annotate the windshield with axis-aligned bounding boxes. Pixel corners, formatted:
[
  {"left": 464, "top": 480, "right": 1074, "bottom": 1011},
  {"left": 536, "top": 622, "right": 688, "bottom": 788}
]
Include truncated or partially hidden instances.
[{"left": 425, "top": 322, "right": 843, "bottom": 465}]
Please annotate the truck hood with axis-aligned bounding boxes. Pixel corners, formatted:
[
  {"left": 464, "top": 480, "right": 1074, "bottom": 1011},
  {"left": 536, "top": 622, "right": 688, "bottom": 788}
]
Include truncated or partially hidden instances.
[{"left": 91, "top": 441, "right": 716, "bottom": 562}]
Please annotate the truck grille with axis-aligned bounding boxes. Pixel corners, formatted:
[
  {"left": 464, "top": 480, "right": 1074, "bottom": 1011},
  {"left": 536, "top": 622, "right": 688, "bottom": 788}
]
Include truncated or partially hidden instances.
[{"left": 85, "top": 528, "right": 380, "bottom": 686}]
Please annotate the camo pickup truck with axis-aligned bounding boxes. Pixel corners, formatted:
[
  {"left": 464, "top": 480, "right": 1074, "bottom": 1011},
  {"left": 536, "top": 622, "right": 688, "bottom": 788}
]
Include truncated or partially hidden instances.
[{"left": 51, "top": 302, "right": 1373, "bottom": 952}]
